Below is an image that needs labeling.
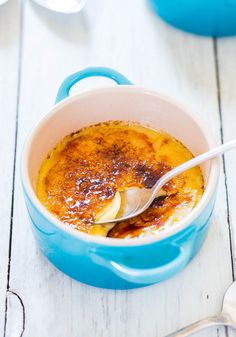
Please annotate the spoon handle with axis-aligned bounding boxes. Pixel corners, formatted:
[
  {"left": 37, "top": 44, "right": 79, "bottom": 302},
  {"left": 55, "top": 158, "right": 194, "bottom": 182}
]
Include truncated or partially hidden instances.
[
  {"left": 166, "top": 316, "right": 224, "bottom": 337},
  {"left": 153, "top": 139, "right": 236, "bottom": 194}
]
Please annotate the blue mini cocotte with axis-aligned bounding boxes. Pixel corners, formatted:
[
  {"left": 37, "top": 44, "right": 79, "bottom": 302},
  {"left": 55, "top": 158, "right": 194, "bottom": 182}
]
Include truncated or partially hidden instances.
[{"left": 21, "top": 67, "right": 220, "bottom": 289}]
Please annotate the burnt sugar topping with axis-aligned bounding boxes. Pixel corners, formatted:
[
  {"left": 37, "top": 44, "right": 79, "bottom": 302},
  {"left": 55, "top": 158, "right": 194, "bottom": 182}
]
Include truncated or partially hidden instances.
[{"left": 37, "top": 121, "right": 204, "bottom": 238}]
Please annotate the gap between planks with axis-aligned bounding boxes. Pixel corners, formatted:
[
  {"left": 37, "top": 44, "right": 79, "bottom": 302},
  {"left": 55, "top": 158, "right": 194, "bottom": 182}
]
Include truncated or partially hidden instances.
[
  {"left": 213, "top": 37, "right": 236, "bottom": 281},
  {"left": 3, "top": 0, "right": 25, "bottom": 336}
]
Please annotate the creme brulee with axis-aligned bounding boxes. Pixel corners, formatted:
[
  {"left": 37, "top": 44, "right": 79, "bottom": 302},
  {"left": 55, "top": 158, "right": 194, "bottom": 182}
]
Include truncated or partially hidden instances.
[{"left": 37, "top": 121, "right": 204, "bottom": 238}]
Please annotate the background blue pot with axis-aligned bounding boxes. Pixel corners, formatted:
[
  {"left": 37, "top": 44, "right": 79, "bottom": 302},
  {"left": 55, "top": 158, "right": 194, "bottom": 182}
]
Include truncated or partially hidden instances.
[{"left": 149, "top": 0, "right": 236, "bottom": 37}]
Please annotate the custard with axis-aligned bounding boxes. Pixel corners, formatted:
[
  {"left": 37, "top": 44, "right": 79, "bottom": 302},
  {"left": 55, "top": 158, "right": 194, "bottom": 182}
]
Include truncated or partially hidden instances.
[{"left": 37, "top": 121, "right": 204, "bottom": 238}]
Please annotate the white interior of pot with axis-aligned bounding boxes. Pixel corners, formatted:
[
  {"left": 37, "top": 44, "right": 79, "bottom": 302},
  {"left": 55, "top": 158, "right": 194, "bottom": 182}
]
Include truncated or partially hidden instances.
[{"left": 25, "top": 87, "right": 213, "bottom": 192}]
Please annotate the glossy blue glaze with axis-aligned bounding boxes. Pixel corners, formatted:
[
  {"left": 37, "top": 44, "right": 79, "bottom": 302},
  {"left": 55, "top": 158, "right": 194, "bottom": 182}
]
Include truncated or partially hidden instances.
[
  {"left": 22, "top": 67, "right": 217, "bottom": 289},
  {"left": 23, "top": 186, "right": 215, "bottom": 289},
  {"left": 149, "top": 0, "right": 236, "bottom": 37}
]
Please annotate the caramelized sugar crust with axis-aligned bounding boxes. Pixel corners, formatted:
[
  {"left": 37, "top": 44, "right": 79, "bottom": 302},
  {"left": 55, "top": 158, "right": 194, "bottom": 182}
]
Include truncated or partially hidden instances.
[{"left": 37, "top": 121, "right": 204, "bottom": 238}]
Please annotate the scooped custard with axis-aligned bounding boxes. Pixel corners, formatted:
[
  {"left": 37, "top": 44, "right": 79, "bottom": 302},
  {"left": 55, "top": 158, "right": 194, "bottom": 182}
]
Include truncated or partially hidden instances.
[{"left": 37, "top": 121, "right": 204, "bottom": 239}]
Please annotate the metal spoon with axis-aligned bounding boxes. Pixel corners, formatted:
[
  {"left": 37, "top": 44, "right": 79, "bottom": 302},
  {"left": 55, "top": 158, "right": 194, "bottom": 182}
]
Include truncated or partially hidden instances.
[
  {"left": 32, "top": 0, "right": 86, "bottom": 14},
  {"left": 95, "top": 139, "right": 236, "bottom": 224},
  {"left": 0, "top": 0, "right": 8, "bottom": 6},
  {"left": 166, "top": 281, "right": 236, "bottom": 336}
]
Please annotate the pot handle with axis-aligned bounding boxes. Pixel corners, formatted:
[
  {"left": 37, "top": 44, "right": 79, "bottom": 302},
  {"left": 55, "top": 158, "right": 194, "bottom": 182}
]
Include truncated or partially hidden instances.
[
  {"left": 90, "top": 243, "right": 192, "bottom": 285},
  {"left": 55, "top": 67, "right": 133, "bottom": 103}
]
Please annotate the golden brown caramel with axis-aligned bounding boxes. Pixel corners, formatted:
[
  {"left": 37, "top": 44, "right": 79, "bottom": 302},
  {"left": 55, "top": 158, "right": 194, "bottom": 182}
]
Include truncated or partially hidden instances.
[{"left": 37, "top": 121, "right": 204, "bottom": 238}]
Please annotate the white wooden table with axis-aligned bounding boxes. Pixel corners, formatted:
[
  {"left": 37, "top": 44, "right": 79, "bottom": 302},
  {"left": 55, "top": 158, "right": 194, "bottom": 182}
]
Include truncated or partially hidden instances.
[{"left": 1, "top": 0, "right": 236, "bottom": 336}]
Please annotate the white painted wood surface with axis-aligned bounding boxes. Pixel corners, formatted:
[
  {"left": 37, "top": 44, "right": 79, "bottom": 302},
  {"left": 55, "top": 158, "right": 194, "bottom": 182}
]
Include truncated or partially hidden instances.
[{"left": 1, "top": 0, "right": 236, "bottom": 336}]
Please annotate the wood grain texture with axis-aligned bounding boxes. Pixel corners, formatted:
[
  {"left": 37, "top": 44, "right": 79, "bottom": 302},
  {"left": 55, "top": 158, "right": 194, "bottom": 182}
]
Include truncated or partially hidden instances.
[
  {"left": 2, "top": 0, "right": 236, "bottom": 336},
  {"left": 0, "top": 0, "right": 21, "bottom": 335}
]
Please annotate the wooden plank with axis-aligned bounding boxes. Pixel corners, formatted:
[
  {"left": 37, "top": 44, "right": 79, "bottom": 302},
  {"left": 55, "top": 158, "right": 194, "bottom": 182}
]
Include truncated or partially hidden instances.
[
  {"left": 5, "top": 0, "right": 234, "bottom": 336},
  {"left": 216, "top": 37, "right": 236, "bottom": 337},
  {"left": 0, "top": 0, "right": 21, "bottom": 335},
  {"left": 216, "top": 36, "right": 236, "bottom": 271}
]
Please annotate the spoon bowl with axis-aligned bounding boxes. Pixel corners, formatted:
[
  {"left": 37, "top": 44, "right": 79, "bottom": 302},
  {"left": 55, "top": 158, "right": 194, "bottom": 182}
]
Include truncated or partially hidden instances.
[
  {"left": 32, "top": 0, "right": 86, "bottom": 14},
  {"left": 221, "top": 280, "right": 236, "bottom": 326},
  {"left": 167, "top": 281, "right": 236, "bottom": 336},
  {"left": 0, "top": 0, "right": 8, "bottom": 6}
]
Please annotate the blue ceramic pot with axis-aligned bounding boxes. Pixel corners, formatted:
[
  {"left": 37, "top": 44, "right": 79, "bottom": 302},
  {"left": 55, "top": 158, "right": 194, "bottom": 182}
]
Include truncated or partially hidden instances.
[
  {"left": 21, "top": 67, "right": 220, "bottom": 289},
  {"left": 149, "top": 0, "right": 236, "bottom": 37}
]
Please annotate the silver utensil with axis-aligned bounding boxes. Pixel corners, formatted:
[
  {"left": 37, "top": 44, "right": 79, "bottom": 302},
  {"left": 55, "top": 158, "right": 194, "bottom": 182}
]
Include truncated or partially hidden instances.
[
  {"left": 0, "top": 0, "right": 8, "bottom": 6},
  {"left": 95, "top": 139, "right": 236, "bottom": 224},
  {"left": 32, "top": 0, "right": 86, "bottom": 14},
  {"left": 167, "top": 281, "right": 236, "bottom": 336}
]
